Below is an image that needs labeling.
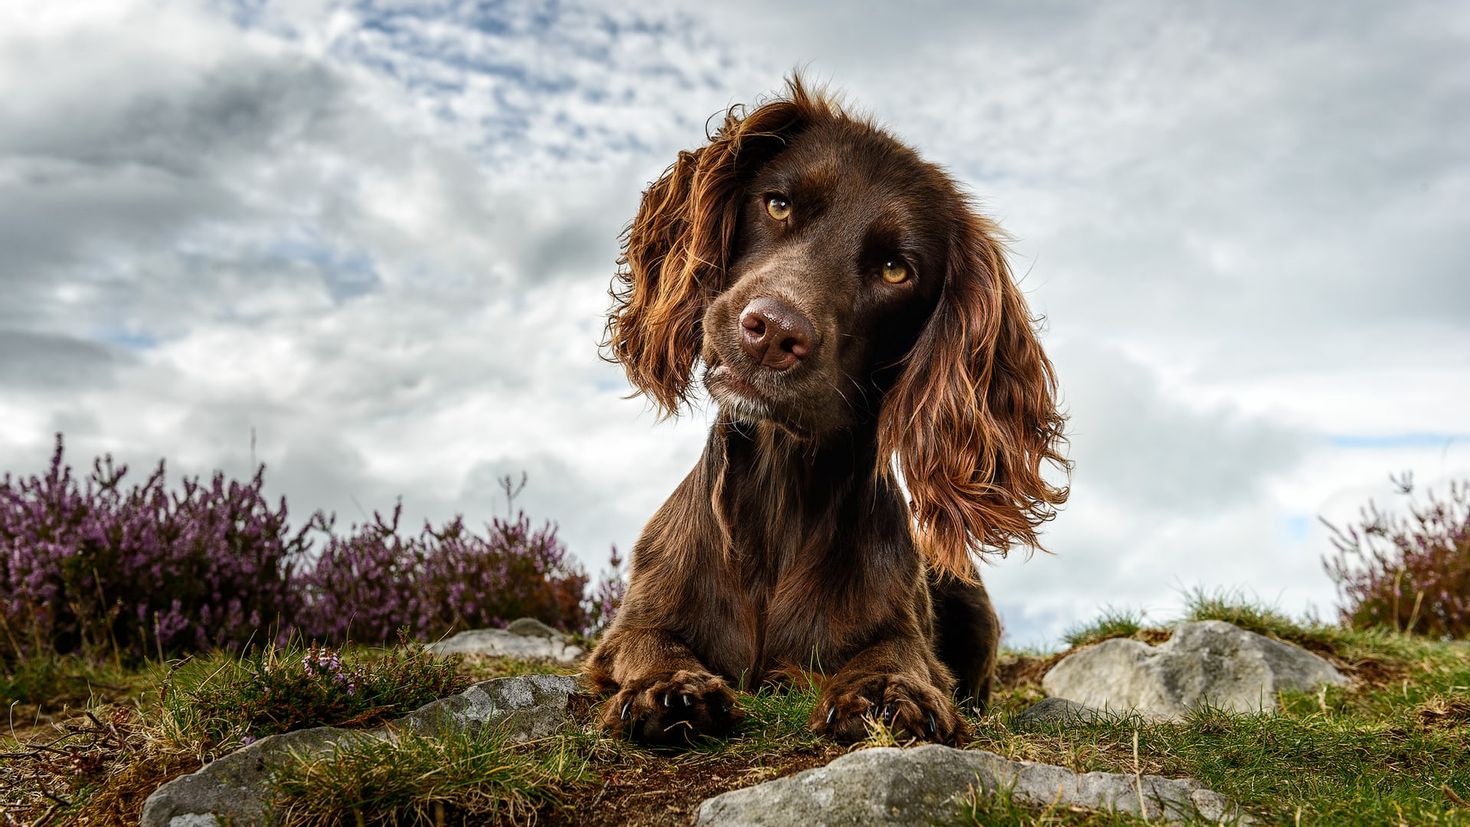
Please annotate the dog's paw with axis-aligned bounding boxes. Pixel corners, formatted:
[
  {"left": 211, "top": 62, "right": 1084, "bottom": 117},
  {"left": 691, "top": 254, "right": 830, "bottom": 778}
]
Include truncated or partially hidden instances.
[
  {"left": 599, "top": 669, "right": 744, "bottom": 745},
  {"left": 811, "top": 672, "right": 965, "bottom": 745}
]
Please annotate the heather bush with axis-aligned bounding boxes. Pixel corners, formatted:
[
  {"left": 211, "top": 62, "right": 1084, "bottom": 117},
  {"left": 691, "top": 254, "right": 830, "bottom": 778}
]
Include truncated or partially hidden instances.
[
  {"left": 1323, "top": 473, "right": 1470, "bottom": 639},
  {"left": 293, "top": 508, "right": 431, "bottom": 645},
  {"left": 0, "top": 437, "right": 626, "bottom": 663},
  {"left": 296, "top": 507, "right": 594, "bottom": 644},
  {"left": 0, "top": 436, "right": 308, "bottom": 662},
  {"left": 584, "top": 545, "right": 626, "bottom": 637}
]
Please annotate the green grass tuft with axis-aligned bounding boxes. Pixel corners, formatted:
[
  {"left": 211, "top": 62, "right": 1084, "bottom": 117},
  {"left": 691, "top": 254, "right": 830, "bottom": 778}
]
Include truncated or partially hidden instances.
[
  {"left": 1063, "top": 606, "right": 1147, "bottom": 647},
  {"left": 270, "top": 725, "right": 585, "bottom": 826},
  {"left": 0, "top": 651, "right": 149, "bottom": 710},
  {"left": 164, "top": 637, "right": 468, "bottom": 750},
  {"left": 1179, "top": 586, "right": 1334, "bottom": 644},
  {"left": 959, "top": 782, "right": 1153, "bottom": 825}
]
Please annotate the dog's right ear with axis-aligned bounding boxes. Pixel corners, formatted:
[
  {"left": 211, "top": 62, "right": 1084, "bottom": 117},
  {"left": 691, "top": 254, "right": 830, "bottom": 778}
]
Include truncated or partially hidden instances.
[{"left": 604, "top": 78, "right": 834, "bottom": 416}]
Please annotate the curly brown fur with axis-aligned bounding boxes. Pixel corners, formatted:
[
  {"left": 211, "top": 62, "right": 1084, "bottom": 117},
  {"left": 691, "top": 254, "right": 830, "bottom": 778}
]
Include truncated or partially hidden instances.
[{"left": 589, "top": 77, "right": 1069, "bottom": 746}]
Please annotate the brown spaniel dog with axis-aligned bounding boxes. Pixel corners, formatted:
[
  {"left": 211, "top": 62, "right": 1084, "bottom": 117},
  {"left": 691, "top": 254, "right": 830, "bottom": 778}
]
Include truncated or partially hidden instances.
[{"left": 587, "top": 79, "right": 1069, "bottom": 745}]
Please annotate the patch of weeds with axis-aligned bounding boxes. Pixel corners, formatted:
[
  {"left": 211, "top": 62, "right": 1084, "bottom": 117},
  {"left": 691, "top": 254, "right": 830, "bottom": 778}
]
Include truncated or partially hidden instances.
[
  {"left": 0, "top": 702, "right": 198, "bottom": 827},
  {"left": 1063, "top": 607, "right": 1147, "bottom": 648},
  {"left": 1416, "top": 695, "right": 1470, "bottom": 732},
  {"left": 958, "top": 782, "right": 1152, "bottom": 826},
  {"left": 168, "top": 637, "right": 468, "bottom": 750},
  {"left": 456, "top": 653, "right": 578, "bottom": 684},
  {"left": 1180, "top": 586, "right": 1339, "bottom": 652},
  {"left": 972, "top": 691, "right": 1470, "bottom": 825},
  {"left": 270, "top": 725, "right": 584, "bottom": 826},
  {"left": 0, "top": 652, "right": 150, "bottom": 712}
]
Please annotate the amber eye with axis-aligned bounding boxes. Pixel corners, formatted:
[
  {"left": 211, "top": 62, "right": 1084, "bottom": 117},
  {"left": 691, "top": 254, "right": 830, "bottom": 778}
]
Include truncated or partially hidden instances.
[
  {"left": 880, "top": 259, "right": 911, "bottom": 284},
  {"left": 765, "top": 195, "right": 792, "bottom": 221}
]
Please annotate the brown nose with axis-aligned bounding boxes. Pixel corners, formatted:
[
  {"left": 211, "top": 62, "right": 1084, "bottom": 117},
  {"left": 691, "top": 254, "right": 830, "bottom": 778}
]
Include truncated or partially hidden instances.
[{"left": 738, "top": 297, "right": 816, "bottom": 371}]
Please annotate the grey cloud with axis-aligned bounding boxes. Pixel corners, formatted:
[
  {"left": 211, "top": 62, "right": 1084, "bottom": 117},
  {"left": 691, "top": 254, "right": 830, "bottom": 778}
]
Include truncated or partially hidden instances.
[{"left": 0, "top": 330, "right": 127, "bottom": 389}]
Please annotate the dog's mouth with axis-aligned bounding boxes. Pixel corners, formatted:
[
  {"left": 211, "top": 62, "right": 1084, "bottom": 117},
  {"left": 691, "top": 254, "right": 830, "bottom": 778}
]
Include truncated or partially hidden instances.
[{"left": 704, "top": 364, "right": 773, "bottom": 419}]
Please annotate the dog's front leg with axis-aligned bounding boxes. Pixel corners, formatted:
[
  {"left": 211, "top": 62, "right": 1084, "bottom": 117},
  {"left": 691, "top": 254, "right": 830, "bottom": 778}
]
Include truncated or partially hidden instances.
[
  {"left": 810, "top": 637, "right": 967, "bottom": 745},
  {"left": 586, "top": 625, "right": 743, "bottom": 745}
]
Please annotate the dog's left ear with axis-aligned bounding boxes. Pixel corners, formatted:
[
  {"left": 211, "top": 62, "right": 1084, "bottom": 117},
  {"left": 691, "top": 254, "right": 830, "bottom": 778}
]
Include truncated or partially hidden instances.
[
  {"left": 879, "top": 211, "right": 1070, "bottom": 580},
  {"left": 604, "top": 79, "right": 829, "bottom": 416}
]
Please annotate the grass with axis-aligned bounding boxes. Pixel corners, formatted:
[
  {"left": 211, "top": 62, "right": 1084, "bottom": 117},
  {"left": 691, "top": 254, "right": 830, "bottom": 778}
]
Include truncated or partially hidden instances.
[
  {"left": 4, "top": 596, "right": 1469, "bottom": 826},
  {"left": 1063, "top": 606, "right": 1148, "bottom": 648},
  {"left": 959, "top": 783, "right": 1154, "bottom": 826},
  {"left": 170, "top": 637, "right": 468, "bottom": 750},
  {"left": 271, "top": 726, "right": 585, "bottom": 826}
]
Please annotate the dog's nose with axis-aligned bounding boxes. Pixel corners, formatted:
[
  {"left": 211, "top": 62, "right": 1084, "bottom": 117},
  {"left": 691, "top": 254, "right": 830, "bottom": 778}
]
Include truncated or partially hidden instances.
[{"left": 738, "top": 297, "right": 816, "bottom": 371}]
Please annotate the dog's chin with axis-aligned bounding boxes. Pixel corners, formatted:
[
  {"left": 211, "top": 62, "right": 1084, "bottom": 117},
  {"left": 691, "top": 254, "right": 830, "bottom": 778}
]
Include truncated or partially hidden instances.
[{"left": 704, "top": 364, "right": 774, "bottom": 424}]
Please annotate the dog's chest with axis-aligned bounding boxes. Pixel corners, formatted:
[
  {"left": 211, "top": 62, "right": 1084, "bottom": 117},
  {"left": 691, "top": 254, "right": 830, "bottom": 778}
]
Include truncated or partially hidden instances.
[{"left": 730, "top": 555, "right": 873, "bottom": 677}]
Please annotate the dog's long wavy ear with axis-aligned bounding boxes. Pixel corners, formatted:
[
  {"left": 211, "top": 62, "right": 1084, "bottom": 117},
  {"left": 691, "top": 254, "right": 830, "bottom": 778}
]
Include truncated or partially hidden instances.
[
  {"left": 604, "top": 79, "right": 831, "bottom": 415},
  {"left": 879, "top": 210, "right": 1071, "bottom": 581}
]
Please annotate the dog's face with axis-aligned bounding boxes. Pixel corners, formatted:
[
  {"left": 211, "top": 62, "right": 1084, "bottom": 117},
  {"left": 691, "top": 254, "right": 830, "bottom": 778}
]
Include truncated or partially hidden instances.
[
  {"left": 701, "top": 121, "right": 953, "bottom": 434},
  {"left": 605, "top": 80, "right": 1069, "bottom": 576}
]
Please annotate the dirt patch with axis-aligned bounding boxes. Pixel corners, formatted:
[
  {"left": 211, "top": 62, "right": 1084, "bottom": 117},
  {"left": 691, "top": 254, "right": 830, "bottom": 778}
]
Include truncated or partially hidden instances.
[
  {"left": 76, "top": 747, "right": 201, "bottom": 827},
  {"left": 1, "top": 704, "right": 206, "bottom": 827},
  {"left": 993, "top": 651, "right": 1065, "bottom": 695},
  {"left": 544, "top": 689, "right": 843, "bottom": 826},
  {"left": 1416, "top": 696, "right": 1470, "bottom": 732},
  {"left": 1135, "top": 627, "right": 1172, "bottom": 645},
  {"left": 1341, "top": 656, "right": 1410, "bottom": 690},
  {"left": 548, "top": 745, "right": 844, "bottom": 826}
]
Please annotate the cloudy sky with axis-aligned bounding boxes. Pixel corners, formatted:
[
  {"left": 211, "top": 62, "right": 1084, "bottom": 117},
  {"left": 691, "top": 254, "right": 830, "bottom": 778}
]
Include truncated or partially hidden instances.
[{"left": 3, "top": 0, "right": 1466, "bottom": 646}]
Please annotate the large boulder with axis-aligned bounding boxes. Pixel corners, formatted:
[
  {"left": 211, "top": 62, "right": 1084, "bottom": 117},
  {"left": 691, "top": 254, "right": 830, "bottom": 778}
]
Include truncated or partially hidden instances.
[
  {"left": 140, "top": 674, "right": 577, "bottom": 827},
  {"left": 695, "top": 744, "right": 1244, "bottom": 826},
  {"left": 426, "top": 625, "right": 583, "bottom": 663},
  {"left": 1042, "top": 620, "right": 1347, "bottom": 720}
]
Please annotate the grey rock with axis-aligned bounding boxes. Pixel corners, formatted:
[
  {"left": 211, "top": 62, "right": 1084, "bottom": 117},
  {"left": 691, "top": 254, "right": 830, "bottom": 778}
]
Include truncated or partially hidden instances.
[
  {"left": 1013, "top": 697, "right": 1108, "bottom": 728},
  {"left": 140, "top": 674, "right": 578, "bottom": 827},
  {"left": 426, "top": 627, "right": 584, "bottom": 663},
  {"left": 506, "top": 617, "right": 561, "bottom": 638},
  {"left": 1042, "top": 620, "right": 1347, "bottom": 720},
  {"left": 695, "top": 744, "right": 1245, "bottom": 826},
  {"left": 396, "top": 673, "right": 577, "bottom": 740},
  {"left": 139, "top": 727, "right": 374, "bottom": 827}
]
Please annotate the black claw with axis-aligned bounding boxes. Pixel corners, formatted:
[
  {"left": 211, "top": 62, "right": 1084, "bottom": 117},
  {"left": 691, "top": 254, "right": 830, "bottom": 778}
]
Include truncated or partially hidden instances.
[
  {"left": 928, "top": 713, "right": 937, "bottom": 735},
  {"left": 620, "top": 702, "right": 631, "bottom": 721},
  {"left": 681, "top": 693, "right": 693, "bottom": 707},
  {"left": 882, "top": 702, "right": 897, "bottom": 724},
  {"left": 826, "top": 706, "right": 836, "bottom": 725},
  {"left": 662, "top": 692, "right": 671, "bottom": 707}
]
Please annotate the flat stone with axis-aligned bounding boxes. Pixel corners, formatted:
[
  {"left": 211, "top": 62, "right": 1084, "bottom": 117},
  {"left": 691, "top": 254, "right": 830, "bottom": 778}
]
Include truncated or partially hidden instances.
[
  {"left": 1013, "top": 697, "right": 1108, "bottom": 728},
  {"left": 396, "top": 673, "right": 577, "bottom": 740},
  {"left": 426, "top": 627, "right": 583, "bottom": 663},
  {"left": 506, "top": 617, "right": 561, "bottom": 638},
  {"left": 1042, "top": 620, "right": 1347, "bottom": 721},
  {"left": 140, "top": 674, "right": 578, "bottom": 827},
  {"left": 695, "top": 744, "right": 1245, "bottom": 826},
  {"left": 138, "top": 727, "right": 374, "bottom": 827}
]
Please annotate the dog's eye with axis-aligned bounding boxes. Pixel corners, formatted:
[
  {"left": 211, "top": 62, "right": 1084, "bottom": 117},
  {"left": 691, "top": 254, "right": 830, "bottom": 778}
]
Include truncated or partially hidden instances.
[
  {"left": 880, "top": 260, "right": 911, "bottom": 284},
  {"left": 765, "top": 196, "right": 792, "bottom": 221}
]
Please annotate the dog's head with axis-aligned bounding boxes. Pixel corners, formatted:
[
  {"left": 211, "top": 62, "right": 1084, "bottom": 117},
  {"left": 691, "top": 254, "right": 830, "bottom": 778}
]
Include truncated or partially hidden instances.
[{"left": 605, "top": 79, "right": 1069, "bottom": 577}]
